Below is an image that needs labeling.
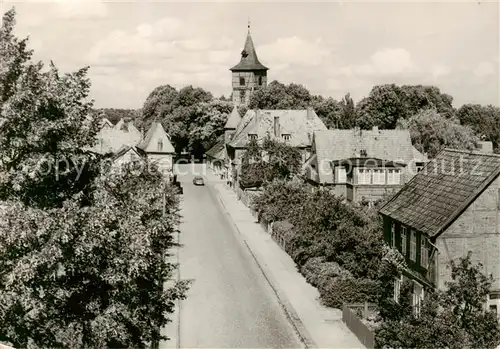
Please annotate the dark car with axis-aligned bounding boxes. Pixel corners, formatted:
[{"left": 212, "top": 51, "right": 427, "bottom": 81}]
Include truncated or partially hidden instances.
[{"left": 193, "top": 176, "right": 204, "bottom": 186}]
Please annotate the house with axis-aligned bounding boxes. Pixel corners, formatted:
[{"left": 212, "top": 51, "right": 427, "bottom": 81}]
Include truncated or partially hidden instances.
[
  {"left": 226, "top": 107, "right": 327, "bottom": 185},
  {"left": 94, "top": 117, "right": 141, "bottom": 154},
  {"left": 205, "top": 136, "right": 226, "bottom": 177},
  {"left": 110, "top": 145, "right": 147, "bottom": 169},
  {"left": 378, "top": 145, "right": 500, "bottom": 314},
  {"left": 305, "top": 127, "right": 428, "bottom": 204},
  {"left": 137, "top": 121, "right": 175, "bottom": 177}
]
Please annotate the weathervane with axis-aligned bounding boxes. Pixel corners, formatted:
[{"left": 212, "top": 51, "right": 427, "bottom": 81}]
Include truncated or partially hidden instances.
[{"left": 248, "top": 17, "right": 251, "bottom": 31}]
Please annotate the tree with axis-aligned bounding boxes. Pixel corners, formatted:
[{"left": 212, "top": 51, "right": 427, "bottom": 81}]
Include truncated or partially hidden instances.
[
  {"left": 457, "top": 104, "right": 500, "bottom": 152},
  {"left": 0, "top": 10, "right": 188, "bottom": 347},
  {"left": 188, "top": 99, "right": 233, "bottom": 158},
  {"left": 248, "top": 80, "right": 313, "bottom": 110},
  {"left": 97, "top": 108, "right": 140, "bottom": 125},
  {"left": 0, "top": 8, "right": 101, "bottom": 209},
  {"left": 356, "top": 84, "right": 456, "bottom": 129},
  {"left": 375, "top": 251, "right": 500, "bottom": 349},
  {"left": 397, "top": 109, "right": 478, "bottom": 158},
  {"left": 141, "top": 85, "right": 178, "bottom": 126},
  {"left": 0, "top": 161, "right": 189, "bottom": 348},
  {"left": 239, "top": 137, "right": 302, "bottom": 188}
]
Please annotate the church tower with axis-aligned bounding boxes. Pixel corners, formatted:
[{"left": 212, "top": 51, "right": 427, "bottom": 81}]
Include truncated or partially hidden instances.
[{"left": 230, "top": 23, "right": 269, "bottom": 106}]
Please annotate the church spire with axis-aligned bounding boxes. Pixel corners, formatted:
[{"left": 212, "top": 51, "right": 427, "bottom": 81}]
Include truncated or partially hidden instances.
[{"left": 230, "top": 23, "right": 268, "bottom": 72}]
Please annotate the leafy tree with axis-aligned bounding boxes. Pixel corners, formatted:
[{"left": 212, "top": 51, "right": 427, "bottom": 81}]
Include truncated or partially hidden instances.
[
  {"left": 0, "top": 8, "right": 100, "bottom": 209},
  {"left": 248, "top": 80, "right": 313, "bottom": 110},
  {"left": 141, "top": 85, "right": 178, "bottom": 126},
  {"left": 356, "top": 84, "right": 456, "bottom": 129},
  {"left": 375, "top": 251, "right": 500, "bottom": 349},
  {"left": 0, "top": 161, "right": 189, "bottom": 348},
  {"left": 188, "top": 99, "right": 233, "bottom": 157},
  {"left": 397, "top": 109, "right": 478, "bottom": 158},
  {"left": 0, "top": 10, "right": 188, "bottom": 347},
  {"left": 239, "top": 136, "right": 302, "bottom": 188},
  {"left": 457, "top": 104, "right": 500, "bottom": 152}
]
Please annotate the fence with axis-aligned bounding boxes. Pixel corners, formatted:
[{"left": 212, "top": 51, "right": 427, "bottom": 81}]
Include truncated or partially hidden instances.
[{"left": 342, "top": 303, "right": 376, "bottom": 349}]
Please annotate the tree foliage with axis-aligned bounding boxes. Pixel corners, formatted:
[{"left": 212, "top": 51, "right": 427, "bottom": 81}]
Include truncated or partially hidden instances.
[
  {"left": 375, "top": 251, "right": 500, "bottom": 349},
  {"left": 397, "top": 109, "right": 478, "bottom": 158},
  {"left": 0, "top": 8, "right": 101, "bottom": 209},
  {"left": 457, "top": 104, "right": 500, "bottom": 152},
  {"left": 96, "top": 108, "right": 140, "bottom": 125},
  {"left": 356, "top": 84, "right": 455, "bottom": 129},
  {"left": 0, "top": 9, "right": 188, "bottom": 347},
  {"left": 248, "top": 80, "right": 313, "bottom": 110},
  {"left": 0, "top": 162, "right": 189, "bottom": 348},
  {"left": 239, "top": 137, "right": 302, "bottom": 188}
]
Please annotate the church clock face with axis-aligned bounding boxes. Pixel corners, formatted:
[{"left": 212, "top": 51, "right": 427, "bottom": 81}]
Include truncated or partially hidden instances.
[{"left": 241, "top": 50, "right": 248, "bottom": 58}]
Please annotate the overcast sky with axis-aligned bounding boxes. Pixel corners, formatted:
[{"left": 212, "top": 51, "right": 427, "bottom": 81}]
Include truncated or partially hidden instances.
[{"left": 4, "top": 1, "right": 500, "bottom": 110}]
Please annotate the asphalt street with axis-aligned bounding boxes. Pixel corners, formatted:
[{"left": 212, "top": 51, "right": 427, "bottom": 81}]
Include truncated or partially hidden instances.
[{"left": 161, "top": 163, "right": 301, "bottom": 348}]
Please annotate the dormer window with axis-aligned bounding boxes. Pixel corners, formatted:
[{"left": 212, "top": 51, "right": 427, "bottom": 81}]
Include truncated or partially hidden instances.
[
  {"left": 157, "top": 140, "right": 163, "bottom": 152},
  {"left": 282, "top": 134, "right": 291, "bottom": 141},
  {"left": 248, "top": 134, "right": 257, "bottom": 141},
  {"left": 240, "top": 77, "right": 245, "bottom": 86}
]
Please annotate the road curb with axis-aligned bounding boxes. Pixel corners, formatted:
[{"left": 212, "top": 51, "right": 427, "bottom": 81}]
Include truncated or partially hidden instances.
[{"left": 210, "top": 184, "right": 317, "bottom": 349}]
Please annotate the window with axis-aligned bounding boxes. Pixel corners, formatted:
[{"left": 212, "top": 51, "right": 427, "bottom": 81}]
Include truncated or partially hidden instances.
[
  {"left": 358, "top": 169, "right": 372, "bottom": 184},
  {"left": 387, "top": 169, "right": 401, "bottom": 184},
  {"left": 401, "top": 226, "right": 407, "bottom": 256},
  {"left": 248, "top": 134, "right": 257, "bottom": 141},
  {"left": 157, "top": 140, "right": 163, "bottom": 152},
  {"left": 373, "top": 169, "right": 385, "bottom": 184},
  {"left": 240, "top": 90, "right": 246, "bottom": 101},
  {"left": 258, "top": 76, "right": 263, "bottom": 85},
  {"left": 421, "top": 237, "right": 429, "bottom": 268},
  {"left": 410, "top": 230, "right": 417, "bottom": 261},
  {"left": 413, "top": 282, "right": 425, "bottom": 316},
  {"left": 360, "top": 149, "right": 367, "bottom": 157},
  {"left": 394, "top": 275, "right": 403, "bottom": 303},
  {"left": 391, "top": 222, "right": 396, "bottom": 248},
  {"left": 239, "top": 77, "right": 245, "bottom": 86},
  {"left": 282, "top": 134, "right": 291, "bottom": 141}
]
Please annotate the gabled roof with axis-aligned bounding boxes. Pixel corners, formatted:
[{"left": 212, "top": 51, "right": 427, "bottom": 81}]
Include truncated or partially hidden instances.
[
  {"left": 111, "top": 145, "right": 147, "bottom": 161},
  {"left": 100, "top": 118, "right": 113, "bottom": 129},
  {"left": 206, "top": 137, "right": 226, "bottom": 160},
  {"left": 379, "top": 149, "right": 500, "bottom": 237},
  {"left": 312, "top": 128, "right": 427, "bottom": 184},
  {"left": 230, "top": 30, "right": 268, "bottom": 71},
  {"left": 225, "top": 106, "right": 242, "bottom": 129},
  {"left": 137, "top": 121, "right": 175, "bottom": 153},
  {"left": 228, "top": 108, "right": 327, "bottom": 149}
]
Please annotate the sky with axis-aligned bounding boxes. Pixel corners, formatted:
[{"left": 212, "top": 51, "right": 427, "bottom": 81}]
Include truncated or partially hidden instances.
[{"left": 3, "top": 0, "right": 500, "bottom": 110}]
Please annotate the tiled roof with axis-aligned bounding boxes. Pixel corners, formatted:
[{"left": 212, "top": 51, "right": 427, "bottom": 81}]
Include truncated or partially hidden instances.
[
  {"left": 137, "top": 122, "right": 175, "bottom": 153},
  {"left": 312, "top": 128, "right": 427, "bottom": 184},
  {"left": 379, "top": 149, "right": 500, "bottom": 237},
  {"left": 94, "top": 120, "right": 141, "bottom": 153},
  {"left": 206, "top": 137, "right": 226, "bottom": 160},
  {"left": 111, "top": 145, "right": 147, "bottom": 161},
  {"left": 224, "top": 106, "right": 242, "bottom": 129},
  {"left": 228, "top": 109, "right": 327, "bottom": 149},
  {"left": 230, "top": 30, "right": 268, "bottom": 71}
]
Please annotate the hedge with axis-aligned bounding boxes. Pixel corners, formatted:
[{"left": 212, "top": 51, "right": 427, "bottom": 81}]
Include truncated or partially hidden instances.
[
  {"left": 318, "top": 277, "right": 378, "bottom": 309},
  {"left": 300, "top": 256, "right": 353, "bottom": 289}
]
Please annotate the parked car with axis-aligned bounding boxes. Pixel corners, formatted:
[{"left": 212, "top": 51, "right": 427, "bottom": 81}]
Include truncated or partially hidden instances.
[{"left": 193, "top": 176, "right": 204, "bottom": 186}]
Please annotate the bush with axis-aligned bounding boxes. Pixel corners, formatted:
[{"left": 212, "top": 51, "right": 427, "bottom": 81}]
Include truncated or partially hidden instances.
[
  {"left": 300, "top": 257, "right": 352, "bottom": 289},
  {"left": 319, "top": 277, "right": 378, "bottom": 309}
]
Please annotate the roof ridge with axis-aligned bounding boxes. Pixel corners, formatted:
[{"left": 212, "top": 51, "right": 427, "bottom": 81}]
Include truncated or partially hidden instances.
[{"left": 442, "top": 147, "right": 500, "bottom": 158}]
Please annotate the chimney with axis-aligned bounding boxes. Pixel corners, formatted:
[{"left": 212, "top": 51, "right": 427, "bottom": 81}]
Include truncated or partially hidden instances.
[
  {"left": 274, "top": 116, "right": 280, "bottom": 137},
  {"left": 478, "top": 141, "right": 493, "bottom": 153},
  {"left": 307, "top": 107, "right": 314, "bottom": 120}
]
